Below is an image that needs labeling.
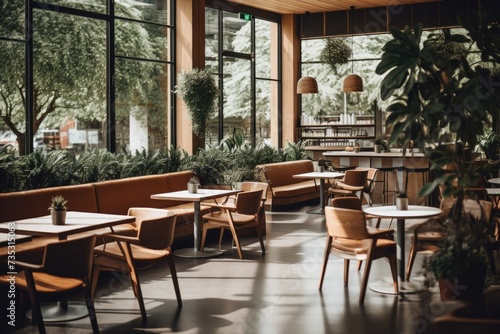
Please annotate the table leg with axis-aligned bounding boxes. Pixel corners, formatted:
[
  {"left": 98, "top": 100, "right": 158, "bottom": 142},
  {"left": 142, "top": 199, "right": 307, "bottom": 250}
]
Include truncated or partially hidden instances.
[
  {"left": 397, "top": 218, "right": 405, "bottom": 281},
  {"left": 307, "top": 179, "right": 326, "bottom": 215},
  {"left": 174, "top": 202, "right": 223, "bottom": 258},
  {"left": 26, "top": 301, "right": 89, "bottom": 323},
  {"left": 369, "top": 217, "right": 425, "bottom": 295}
]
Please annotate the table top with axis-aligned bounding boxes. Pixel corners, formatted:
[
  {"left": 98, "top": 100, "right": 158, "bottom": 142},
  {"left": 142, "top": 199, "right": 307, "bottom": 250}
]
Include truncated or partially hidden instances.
[
  {"left": 488, "top": 178, "right": 500, "bottom": 185},
  {"left": 487, "top": 187, "right": 500, "bottom": 195},
  {"left": 0, "top": 211, "right": 135, "bottom": 239},
  {"left": 363, "top": 205, "right": 442, "bottom": 219},
  {"left": 293, "top": 171, "right": 344, "bottom": 179},
  {"left": 151, "top": 189, "right": 241, "bottom": 202}
]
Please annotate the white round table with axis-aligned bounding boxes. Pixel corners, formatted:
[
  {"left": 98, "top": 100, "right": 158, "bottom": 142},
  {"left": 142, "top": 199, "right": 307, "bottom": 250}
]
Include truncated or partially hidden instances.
[
  {"left": 363, "top": 205, "right": 442, "bottom": 294},
  {"left": 488, "top": 178, "right": 500, "bottom": 185}
]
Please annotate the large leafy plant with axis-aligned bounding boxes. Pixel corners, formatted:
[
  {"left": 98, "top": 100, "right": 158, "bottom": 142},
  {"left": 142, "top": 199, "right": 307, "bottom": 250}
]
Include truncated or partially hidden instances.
[{"left": 376, "top": 11, "right": 500, "bottom": 280}]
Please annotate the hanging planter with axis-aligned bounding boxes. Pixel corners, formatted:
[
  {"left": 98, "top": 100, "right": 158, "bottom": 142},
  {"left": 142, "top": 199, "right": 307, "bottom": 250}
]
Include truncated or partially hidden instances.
[
  {"left": 175, "top": 68, "right": 219, "bottom": 137},
  {"left": 319, "top": 38, "right": 351, "bottom": 71}
]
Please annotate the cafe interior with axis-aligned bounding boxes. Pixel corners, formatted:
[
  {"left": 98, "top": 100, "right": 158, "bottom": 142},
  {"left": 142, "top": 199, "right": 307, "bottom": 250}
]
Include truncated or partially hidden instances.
[{"left": 1, "top": 0, "right": 500, "bottom": 333}]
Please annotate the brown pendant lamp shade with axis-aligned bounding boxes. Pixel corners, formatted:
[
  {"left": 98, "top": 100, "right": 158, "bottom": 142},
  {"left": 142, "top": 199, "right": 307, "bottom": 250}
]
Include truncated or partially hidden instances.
[
  {"left": 343, "top": 74, "right": 363, "bottom": 93},
  {"left": 297, "top": 76, "right": 318, "bottom": 94}
]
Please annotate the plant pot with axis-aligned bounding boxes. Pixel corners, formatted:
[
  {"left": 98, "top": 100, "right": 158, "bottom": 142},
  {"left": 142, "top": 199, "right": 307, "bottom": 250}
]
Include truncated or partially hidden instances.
[
  {"left": 187, "top": 183, "right": 198, "bottom": 194},
  {"left": 374, "top": 144, "right": 382, "bottom": 153},
  {"left": 438, "top": 261, "right": 487, "bottom": 301},
  {"left": 396, "top": 197, "right": 408, "bottom": 210},
  {"left": 51, "top": 209, "right": 66, "bottom": 225}
]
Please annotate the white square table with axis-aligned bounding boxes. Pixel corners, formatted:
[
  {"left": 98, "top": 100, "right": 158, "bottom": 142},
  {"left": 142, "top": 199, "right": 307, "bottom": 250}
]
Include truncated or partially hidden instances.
[
  {"left": 0, "top": 211, "right": 135, "bottom": 240},
  {"left": 0, "top": 211, "right": 135, "bottom": 323},
  {"left": 151, "top": 188, "right": 240, "bottom": 258}
]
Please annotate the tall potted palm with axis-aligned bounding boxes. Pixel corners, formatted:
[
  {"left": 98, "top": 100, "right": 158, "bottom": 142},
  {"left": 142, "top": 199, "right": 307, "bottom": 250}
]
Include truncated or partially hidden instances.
[{"left": 376, "top": 9, "right": 500, "bottom": 298}]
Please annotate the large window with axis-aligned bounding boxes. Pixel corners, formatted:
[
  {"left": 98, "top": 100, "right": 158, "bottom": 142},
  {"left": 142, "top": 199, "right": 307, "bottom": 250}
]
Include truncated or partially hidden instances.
[
  {"left": 0, "top": 0, "right": 174, "bottom": 155},
  {"left": 205, "top": 6, "right": 280, "bottom": 148}
]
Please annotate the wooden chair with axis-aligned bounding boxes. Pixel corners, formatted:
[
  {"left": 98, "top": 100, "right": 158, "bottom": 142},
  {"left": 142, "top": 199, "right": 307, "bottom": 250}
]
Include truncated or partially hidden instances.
[
  {"left": 92, "top": 208, "right": 181, "bottom": 322},
  {"left": 201, "top": 188, "right": 265, "bottom": 259},
  {"left": 406, "top": 198, "right": 493, "bottom": 281},
  {"left": 0, "top": 235, "right": 99, "bottom": 334},
  {"left": 319, "top": 200, "right": 399, "bottom": 303},
  {"left": 327, "top": 169, "right": 368, "bottom": 202},
  {"left": 361, "top": 167, "right": 379, "bottom": 206}
]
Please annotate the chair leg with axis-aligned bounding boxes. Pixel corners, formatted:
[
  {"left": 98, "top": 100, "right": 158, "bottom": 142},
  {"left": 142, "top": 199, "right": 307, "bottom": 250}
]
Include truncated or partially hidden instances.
[
  {"left": 359, "top": 242, "right": 377, "bottom": 304},
  {"left": 84, "top": 290, "right": 100, "bottom": 334},
  {"left": 91, "top": 265, "right": 101, "bottom": 300},
  {"left": 318, "top": 236, "right": 332, "bottom": 290},
  {"left": 255, "top": 224, "right": 266, "bottom": 255},
  {"left": 406, "top": 242, "right": 417, "bottom": 281},
  {"left": 122, "top": 243, "right": 147, "bottom": 322},
  {"left": 228, "top": 224, "right": 244, "bottom": 260},
  {"left": 218, "top": 228, "right": 225, "bottom": 244},
  {"left": 388, "top": 253, "right": 399, "bottom": 294},
  {"left": 166, "top": 254, "right": 183, "bottom": 307},
  {"left": 200, "top": 224, "right": 208, "bottom": 252},
  {"left": 25, "top": 272, "right": 46, "bottom": 334},
  {"left": 357, "top": 261, "right": 363, "bottom": 271},
  {"left": 344, "top": 259, "right": 350, "bottom": 286}
]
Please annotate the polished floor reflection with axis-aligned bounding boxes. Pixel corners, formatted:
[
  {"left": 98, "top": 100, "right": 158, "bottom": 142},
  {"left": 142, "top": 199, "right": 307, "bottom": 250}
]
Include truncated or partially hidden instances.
[{"left": 8, "top": 202, "right": 493, "bottom": 334}]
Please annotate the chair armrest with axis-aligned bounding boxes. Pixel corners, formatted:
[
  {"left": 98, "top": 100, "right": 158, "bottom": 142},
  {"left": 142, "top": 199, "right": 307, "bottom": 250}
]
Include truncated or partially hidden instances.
[
  {"left": 367, "top": 228, "right": 395, "bottom": 238},
  {"left": 208, "top": 203, "right": 237, "bottom": 211},
  {"left": 334, "top": 181, "right": 364, "bottom": 191},
  {"left": 100, "top": 233, "right": 140, "bottom": 245},
  {"left": 13, "top": 260, "right": 44, "bottom": 271}
]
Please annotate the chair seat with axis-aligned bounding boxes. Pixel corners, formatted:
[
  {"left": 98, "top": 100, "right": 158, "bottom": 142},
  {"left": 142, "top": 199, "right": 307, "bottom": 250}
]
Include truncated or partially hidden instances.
[
  {"left": 332, "top": 237, "right": 396, "bottom": 255},
  {"left": 0, "top": 272, "right": 84, "bottom": 294},
  {"left": 416, "top": 231, "right": 445, "bottom": 241},
  {"left": 95, "top": 242, "right": 170, "bottom": 262},
  {"left": 202, "top": 211, "right": 256, "bottom": 225}
]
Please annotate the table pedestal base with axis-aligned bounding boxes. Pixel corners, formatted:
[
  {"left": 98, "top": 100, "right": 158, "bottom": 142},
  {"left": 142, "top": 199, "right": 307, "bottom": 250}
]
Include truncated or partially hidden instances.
[
  {"left": 306, "top": 208, "right": 324, "bottom": 215},
  {"left": 369, "top": 276, "right": 426, "bottom": 295},
  {"left": 26, "top": 302, "right": 88, "bottom": 323},
  {"left": 174, "top": 247, "right": 223, "bottom": 259}
]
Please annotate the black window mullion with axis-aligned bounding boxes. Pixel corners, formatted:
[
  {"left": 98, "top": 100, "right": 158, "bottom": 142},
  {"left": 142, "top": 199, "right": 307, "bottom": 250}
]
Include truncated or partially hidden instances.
[
  {"left": 25, "top": 0, "right": 34, "bottom": 154},
  {"left": 251, "top": 18, "right": 256, "bottom": 148},
  {"left": 107, "top": 0, "right": 115, "bottom": 152}
]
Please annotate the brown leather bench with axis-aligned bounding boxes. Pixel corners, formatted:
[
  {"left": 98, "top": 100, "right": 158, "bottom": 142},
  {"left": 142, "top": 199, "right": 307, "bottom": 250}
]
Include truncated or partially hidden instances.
[{"left": 257, "top": 160, "right": 320, "bottom": 210}]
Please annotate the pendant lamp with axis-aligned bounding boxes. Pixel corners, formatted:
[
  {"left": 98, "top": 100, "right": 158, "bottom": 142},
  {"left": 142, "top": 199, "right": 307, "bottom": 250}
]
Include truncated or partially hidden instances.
[
  {"left": 343, "top": 6, "right": 363, "bottom": 93},
  {"left": 297, "top": 76, "right": 318, "bottom": 94}
]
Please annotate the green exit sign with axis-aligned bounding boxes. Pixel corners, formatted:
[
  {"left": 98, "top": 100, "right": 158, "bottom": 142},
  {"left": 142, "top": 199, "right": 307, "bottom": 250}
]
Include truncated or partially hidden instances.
[{"left": 239, "top": 13, "right": 252, "bottom": 21}]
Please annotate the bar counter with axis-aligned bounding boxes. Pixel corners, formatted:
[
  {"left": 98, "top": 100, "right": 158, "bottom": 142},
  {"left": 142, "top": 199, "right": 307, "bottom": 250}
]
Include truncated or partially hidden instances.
[{"left": 323, "top": 150, "right": 430, "bottom": 205}]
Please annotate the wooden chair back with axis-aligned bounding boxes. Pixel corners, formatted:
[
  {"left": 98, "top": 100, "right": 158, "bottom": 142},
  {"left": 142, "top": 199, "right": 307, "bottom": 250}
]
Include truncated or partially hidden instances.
[
  {"left": 235, "top": 189, "right": 264, "bottom": 215},
  {"left": 241, "top": 181, "right": 268, "bottom": 200},
  {"left": 330, "top": 196, "right": 362, "bottom": 210},
  {"left": 343, "top": 169, "right": 368, "bottom": 187},
  {"left": 42, "top": 235, "right": 96, "bottom": 279},
  {"left": 128, "top": 207, "right": 177, "bottom": 250},
  {"left": 325, "top": 204, "right": 369, "bottom": 240}
]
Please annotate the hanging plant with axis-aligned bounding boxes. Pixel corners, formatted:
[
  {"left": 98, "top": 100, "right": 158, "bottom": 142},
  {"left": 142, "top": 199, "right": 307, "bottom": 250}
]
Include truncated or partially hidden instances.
[
  {"left": 175, "top": 68, "right": 219, "bottom": 136},
  {"left": 319, "top": 38, "right": 351, "bottom": 71}
]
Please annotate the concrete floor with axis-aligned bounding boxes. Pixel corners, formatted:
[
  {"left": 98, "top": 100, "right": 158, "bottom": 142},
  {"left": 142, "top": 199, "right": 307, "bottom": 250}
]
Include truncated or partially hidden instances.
[{"left": 6, "top": 201, "right": 496, "bottom": 334}]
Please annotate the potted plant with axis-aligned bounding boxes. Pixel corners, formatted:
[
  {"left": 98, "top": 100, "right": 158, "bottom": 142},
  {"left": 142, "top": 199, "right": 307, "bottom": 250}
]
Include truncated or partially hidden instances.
[
  {"left": 187, "top": 176, "right": 200, "bottom": 194},
  {"left": 395, "top": 191, "right": 408, "bottom": 210},
  {"left": 373, "top": 139, "right": 389, "bottom": 153},
  {"left": 175, "top": 68, "right": 219, "bottom": 137},
  {"left": 49, "top": 195, "right": 67, "bottom": 225},
  {"left": 376, "top": 9, "right": 500, "bottom": 298}
]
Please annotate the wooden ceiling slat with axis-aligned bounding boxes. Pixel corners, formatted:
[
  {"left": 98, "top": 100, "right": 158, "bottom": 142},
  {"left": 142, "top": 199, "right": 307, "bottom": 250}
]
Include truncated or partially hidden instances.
[{"left": 227, "top": 0, "right": 438, "bottom": 14}]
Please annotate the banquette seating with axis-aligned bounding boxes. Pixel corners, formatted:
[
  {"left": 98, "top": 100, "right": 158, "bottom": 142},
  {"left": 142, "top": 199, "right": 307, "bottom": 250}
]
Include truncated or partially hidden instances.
[
  {"left": 257, "top": 160, "right": 320, "bottom": 210},
  {"left": 0, "top": 171, "right": 209, "bottom": 245}
]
